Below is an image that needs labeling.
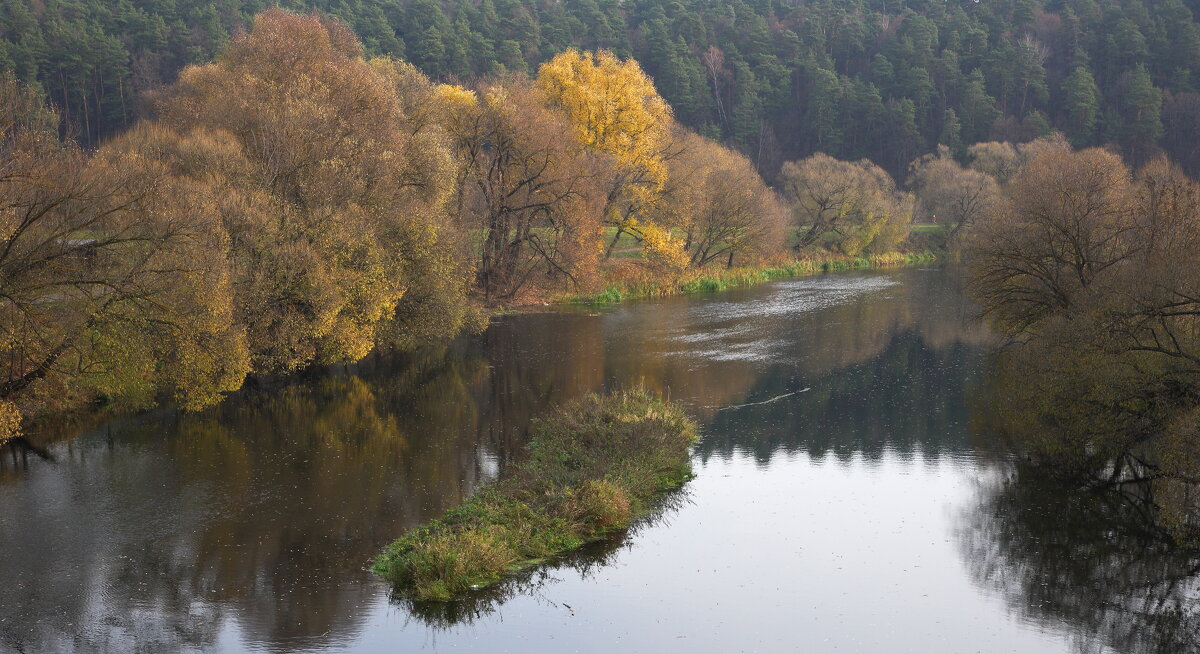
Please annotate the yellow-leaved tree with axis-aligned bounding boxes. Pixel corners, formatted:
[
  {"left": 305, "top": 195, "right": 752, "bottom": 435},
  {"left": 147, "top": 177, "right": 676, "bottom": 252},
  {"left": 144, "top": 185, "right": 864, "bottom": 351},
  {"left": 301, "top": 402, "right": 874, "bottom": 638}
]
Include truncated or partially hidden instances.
[{"left": 536, "top": 49, "right": 686, "bottom": 267}]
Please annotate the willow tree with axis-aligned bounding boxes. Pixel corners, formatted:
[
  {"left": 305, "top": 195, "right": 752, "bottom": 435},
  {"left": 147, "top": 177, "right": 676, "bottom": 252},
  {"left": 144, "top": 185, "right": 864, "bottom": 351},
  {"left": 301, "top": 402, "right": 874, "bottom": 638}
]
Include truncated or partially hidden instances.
[
  {"left": 779, "top": 153, "right": 912, "bottom": 256},
  {"left": 655, "top": 128, "right": 785, "bottom": 267},
  {"left": 967, "top": 148, "right": 1136, "bottom": 333},
  {"left": 443, "top": 78, "right": 605, "bottom": 301},
  {"left": 150, "top": 10, "right": 474, "bottom": 372},
  {"left": 967, "top": 133, "right": 1071, "bottom": 184},
  {"left": 0, "top": 75, "right": 248, "bottom": 437},
  {"left": 536, "top": 49, "right": 685, "bottom": 267},
  {"left": 908, "top": 146, "right": 1002, "bottom": 242},
  {"left": 968, "top": 152, "right": 1200, "bottom": 532}
]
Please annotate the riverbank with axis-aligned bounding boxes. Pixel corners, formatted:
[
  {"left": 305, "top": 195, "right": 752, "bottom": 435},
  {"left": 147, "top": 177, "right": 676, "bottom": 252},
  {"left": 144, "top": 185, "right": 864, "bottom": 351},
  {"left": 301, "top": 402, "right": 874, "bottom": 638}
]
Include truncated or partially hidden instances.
[
  {"left": 373, "top": 389, "right": 699, "bottom": 601},
  {"left": 0, "top": 250, "right": 937, "bottom": 451},
  {"left": 558, "top": 250, "right": 940, "bottom": 305}
]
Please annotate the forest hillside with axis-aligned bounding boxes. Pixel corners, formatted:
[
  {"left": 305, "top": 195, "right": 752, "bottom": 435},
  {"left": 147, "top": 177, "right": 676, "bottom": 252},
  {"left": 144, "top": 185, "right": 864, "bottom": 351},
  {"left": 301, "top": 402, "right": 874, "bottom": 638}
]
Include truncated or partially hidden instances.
[{"left": 6, "top": 0, "right": 1200, "bottom": 178}]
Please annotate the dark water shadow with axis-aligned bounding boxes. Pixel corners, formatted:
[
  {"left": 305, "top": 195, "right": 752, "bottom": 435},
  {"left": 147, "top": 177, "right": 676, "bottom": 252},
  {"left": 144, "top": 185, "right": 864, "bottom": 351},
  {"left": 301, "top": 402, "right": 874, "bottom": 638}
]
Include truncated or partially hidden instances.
[{"left": 960, "top": 467, "right": 1200, "bottom": 654}]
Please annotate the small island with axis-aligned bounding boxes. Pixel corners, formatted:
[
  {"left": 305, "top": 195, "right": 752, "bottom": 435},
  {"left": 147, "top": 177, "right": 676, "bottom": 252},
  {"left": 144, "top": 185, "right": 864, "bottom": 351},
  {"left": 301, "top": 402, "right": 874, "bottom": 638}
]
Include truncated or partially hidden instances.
[{"left": 374, "top": 389, "right": 698, "bottom": 601}]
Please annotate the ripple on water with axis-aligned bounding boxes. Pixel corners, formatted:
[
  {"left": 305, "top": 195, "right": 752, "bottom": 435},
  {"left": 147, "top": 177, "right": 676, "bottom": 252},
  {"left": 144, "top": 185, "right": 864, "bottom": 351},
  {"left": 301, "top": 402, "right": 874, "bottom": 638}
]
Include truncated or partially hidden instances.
[
  {"left": 666, "top": 275, "right": 900, "bottom": 363},
  {"left": 685, "top": 275, "right": 899, "bottom": 323}
]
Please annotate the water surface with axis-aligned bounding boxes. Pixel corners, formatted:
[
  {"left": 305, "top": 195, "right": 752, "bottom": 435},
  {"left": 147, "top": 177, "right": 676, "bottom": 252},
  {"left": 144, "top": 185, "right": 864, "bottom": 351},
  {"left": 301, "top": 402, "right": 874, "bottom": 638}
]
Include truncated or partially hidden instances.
[{"left": 1, "top": 268, "right": 1194, "bottom": 653}]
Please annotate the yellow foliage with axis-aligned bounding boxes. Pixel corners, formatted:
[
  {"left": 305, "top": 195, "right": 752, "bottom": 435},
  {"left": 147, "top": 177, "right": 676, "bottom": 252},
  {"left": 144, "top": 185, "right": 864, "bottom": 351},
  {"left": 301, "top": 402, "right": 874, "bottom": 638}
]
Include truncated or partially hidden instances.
[
  {"left": 537, "top": 49, "right": 675, "bottom": 257},
  {"left": 638, "top": 222, "right": 689, "bottom": 269},
  {"left": 537, "top": 50, "right": 672, "bottom": 187},
  {"left": 438, "top": 84, "right": 478, "bottom": 111},
  {"left": 0, "top": 400, "right": 20, "bottom": 443}
]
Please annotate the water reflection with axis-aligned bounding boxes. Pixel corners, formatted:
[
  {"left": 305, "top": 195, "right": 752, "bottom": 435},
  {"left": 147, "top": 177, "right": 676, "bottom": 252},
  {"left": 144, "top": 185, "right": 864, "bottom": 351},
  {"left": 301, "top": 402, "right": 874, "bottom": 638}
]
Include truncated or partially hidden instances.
[
  {"left": 960, "top": 469, "right": 1200, "bottom": 654},
  {"left": 0, "top": 353, "right": 496, "bottom": 653},
  {"left": 4, "top": 268, "right": 1187, "bottom": 653}
]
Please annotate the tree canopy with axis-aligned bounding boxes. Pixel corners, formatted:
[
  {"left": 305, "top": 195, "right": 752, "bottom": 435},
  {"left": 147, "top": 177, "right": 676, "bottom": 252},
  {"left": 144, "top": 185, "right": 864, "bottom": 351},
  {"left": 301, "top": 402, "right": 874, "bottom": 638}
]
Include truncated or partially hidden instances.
[{"left": 7, "top": 0, "right": 1200, "bottom": 176}]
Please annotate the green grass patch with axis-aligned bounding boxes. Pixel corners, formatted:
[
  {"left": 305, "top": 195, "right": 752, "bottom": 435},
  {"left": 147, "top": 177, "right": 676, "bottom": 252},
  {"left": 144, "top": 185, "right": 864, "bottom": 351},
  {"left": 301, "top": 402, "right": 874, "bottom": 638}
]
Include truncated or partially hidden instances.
[
  {"left": 373, "top": 389, "right": 699, "bottom": 601},
  {"left": 560, "top": 250, "right": 940, "bottom": 305},
  {"left": 909, "top": 224, "right": 948, "bottom": 234}
]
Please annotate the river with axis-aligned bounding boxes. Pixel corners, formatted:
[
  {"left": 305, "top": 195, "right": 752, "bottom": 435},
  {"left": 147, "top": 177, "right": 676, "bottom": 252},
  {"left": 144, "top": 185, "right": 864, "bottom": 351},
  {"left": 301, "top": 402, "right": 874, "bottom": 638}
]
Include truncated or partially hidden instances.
[{"left": 1, "top": 267, "right": 1195, "bottom": 653}]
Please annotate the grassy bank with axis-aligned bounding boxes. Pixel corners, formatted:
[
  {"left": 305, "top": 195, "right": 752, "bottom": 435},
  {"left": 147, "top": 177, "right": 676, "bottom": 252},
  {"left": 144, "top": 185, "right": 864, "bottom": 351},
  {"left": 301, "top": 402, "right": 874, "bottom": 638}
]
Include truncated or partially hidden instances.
[
  {"left": 373, "top": 389, "right": 699, "bottom": 601},
  {"left": 561, "top": 250, "right": 940, "bottom": 305}
]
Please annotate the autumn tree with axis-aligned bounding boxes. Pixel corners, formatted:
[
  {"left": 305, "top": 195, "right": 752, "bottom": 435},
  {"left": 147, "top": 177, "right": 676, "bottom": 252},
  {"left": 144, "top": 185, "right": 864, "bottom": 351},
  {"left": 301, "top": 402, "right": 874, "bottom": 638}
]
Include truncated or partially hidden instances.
[
  {"left": 967, "top": 148, "right": 1135, "bottom": 333},
  {"left": 536, "top": 49, "right": 685, "bottom": 267},
  {"left": 965, "top": 141, "right": 1021, "bottom": 184},
  {"left": 444, "top": 77, "right": 605, "bottom": 300},
  {"left": 149, "top": 10, "right": 475, "bottom": 372},
  {"left": 779, "top": 153, "right": 912, "bottom": 257},
  {"left": 967, "top": 134, "right": 1071, "bottom": 184},
  {"left": 0, "top": 75, "right": 248, "bottom": 437},
  {"left": 969, "top": 152, "right": 1200, "bottom": 531},
  {"left": 654, "top": 128, "right": 785, "bottom": 267},
  {"left": 1109, "top": 160, "right": 1200, "bottom": 371},
  {"left": 908, "top": 146, "right": 1002, "bottom": 242}
]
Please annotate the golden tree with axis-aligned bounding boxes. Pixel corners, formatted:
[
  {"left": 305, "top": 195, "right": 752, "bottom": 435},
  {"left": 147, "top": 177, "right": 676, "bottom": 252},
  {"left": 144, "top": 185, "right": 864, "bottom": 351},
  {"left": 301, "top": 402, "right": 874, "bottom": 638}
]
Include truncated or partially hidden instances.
[{"left": 536, "top": 49, "right": 684, "bottom": 266}]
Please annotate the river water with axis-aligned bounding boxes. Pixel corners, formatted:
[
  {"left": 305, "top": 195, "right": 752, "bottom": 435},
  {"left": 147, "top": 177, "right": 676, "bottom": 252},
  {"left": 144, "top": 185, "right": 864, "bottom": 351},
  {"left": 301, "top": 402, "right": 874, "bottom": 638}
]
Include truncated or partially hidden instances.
[{"left": 1, "top": 268, "right": 1195, "bottom": 653}]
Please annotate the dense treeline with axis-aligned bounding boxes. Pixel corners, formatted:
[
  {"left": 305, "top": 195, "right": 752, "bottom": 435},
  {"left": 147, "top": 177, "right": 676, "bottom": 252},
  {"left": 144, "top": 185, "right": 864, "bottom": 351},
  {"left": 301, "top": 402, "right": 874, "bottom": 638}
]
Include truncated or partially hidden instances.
[
  {"left": 0, "top": 10, "right": 803, "bottom": 438},
  {"left": 13, "top": 8, "right": 1200, "bottom": 544},
  {"left": 966, "top": 145, "right": 1200, "bottom": 542},
  {"left": 6, "top": 0, "right": 1200, "bottom": 177}
]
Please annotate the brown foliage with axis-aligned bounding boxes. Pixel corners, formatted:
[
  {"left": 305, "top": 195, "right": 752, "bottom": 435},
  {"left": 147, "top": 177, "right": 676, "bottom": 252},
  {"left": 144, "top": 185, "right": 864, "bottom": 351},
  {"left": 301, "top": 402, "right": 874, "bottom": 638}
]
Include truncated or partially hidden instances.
[
  {"left": 908, "top": 146, "right": 1002, "bottom": 242},
  {"left": 657, "top": 128, "right": 785, "bottom": 267},
  {"left": 780, "top": 153, "right": 912, "bottom": 256},
  {"left": 967, "top": 148, "right": 1135, "bottom": 334},
  {"left": 966, "top": 133, "right": 1070, "bottom": 184},
  {"left": 970, "top": 149, "right": 1200, "bottom": 534},
  {"left": 148, "top": 9, "right": 474, "bottom": 371},
  {"left": 446, "top": 78, "right": 606, "bottom": 301},
  {"left": 0, "top": 74, "right": 248, "bottom": 419}
]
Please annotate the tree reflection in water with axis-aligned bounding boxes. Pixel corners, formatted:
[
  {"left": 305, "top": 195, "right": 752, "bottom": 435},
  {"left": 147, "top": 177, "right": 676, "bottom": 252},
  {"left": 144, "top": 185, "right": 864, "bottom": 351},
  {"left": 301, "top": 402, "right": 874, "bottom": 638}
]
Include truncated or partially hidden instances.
[
  {"left": 0, "top": 268, "right": 1026, "bottom": 652},
  {"left": 961, "top": 468, "right": 1200, "bottom": 654}
]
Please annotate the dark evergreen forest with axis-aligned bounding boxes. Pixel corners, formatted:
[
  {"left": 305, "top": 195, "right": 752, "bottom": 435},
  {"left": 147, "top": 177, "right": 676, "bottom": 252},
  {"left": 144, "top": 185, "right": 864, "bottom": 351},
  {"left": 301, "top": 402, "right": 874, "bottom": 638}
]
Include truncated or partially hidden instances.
[{"left": 5, "top": 0, "right": 1200, "bottom": 178}]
